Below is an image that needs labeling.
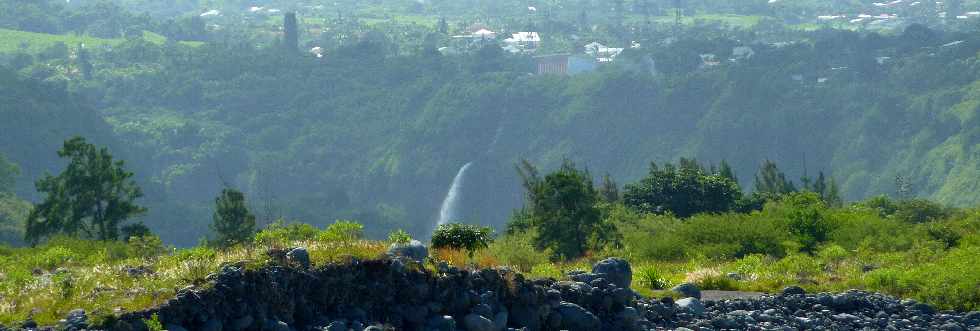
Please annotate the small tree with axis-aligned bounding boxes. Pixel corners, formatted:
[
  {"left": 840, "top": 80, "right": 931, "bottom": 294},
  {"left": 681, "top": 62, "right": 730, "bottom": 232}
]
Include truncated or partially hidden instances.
[
  {"left": 25, "top": 137, "right": 146, "bottom": 245},
  {"left": 431, "top": 223, "right": 493, "bottom": 258},
  {"left": 514, "top": 160, "right": 609, "bottom": 259},
  {"left": 623, "top": 159, "right": 742, "bottom": 218},
  {"left": 754, "top": 160, "right": 796, "bottom": 196},
  {"left": 783, "top": 192, "right": 833, "bottom": 253},
  {"left": 210, "top": 188, "right": 256, "bottom": 248},
  {"left": 0, "top": 154, "right": 18, "bottom": 193},
  {"left": 320, "top": 220, "right": 364, "bottom": 245}
]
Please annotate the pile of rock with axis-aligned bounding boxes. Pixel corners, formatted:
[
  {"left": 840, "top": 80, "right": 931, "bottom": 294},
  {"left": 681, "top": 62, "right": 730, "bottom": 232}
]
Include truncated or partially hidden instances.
[{"left": 9, "top": 245, "right": 979, "bottom": 331}]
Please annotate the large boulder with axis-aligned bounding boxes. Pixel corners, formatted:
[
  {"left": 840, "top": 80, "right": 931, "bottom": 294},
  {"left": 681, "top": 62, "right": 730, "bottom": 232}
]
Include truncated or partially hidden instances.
[
  {"left": 675, "top": 298, "right": 705, "bottom": 316},
  {"left": 591, "top": 258, "right": 632, "bottom": 289},
  {"left": 782, "top": 286, "right": 806, "bottom": 296},
  {"left": 556, "top": 302, "right": 600, "bottom": 331},
  {"left": 387, "top": 240, "right": 429, "bottom": 262},
  {"left": 286, "top": 247, "right": 310, "bottom": 268},
  {"left": 671, "top": 283, "right": 701, "bottom": 299}
]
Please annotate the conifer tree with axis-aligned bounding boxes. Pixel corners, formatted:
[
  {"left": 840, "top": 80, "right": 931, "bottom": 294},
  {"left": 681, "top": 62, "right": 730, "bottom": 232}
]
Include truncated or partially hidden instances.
[
  {"left": 25, "top": 137, "right": 145, "bottom": 244},
  {"left": 211, "top": 188, "right": 256, "bottom": 247},
  {"left": 754, "top": 160, "right": 796, "bottom": 195}
]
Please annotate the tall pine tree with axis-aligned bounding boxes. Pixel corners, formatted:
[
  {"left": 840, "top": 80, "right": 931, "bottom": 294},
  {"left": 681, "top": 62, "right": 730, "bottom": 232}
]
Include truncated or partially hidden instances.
[
  {"left": 210, "top": 188, "right": 256, "bottom": 248},
  {"left": 25, "top": 137, "right": 145, "bottom": 244}
]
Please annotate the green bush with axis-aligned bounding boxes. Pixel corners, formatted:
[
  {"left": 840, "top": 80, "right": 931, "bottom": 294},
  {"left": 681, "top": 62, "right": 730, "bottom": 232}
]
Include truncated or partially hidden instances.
[
  {"left": 431, "top": 223, "right": 493, "bottom": 257},
  {"left": 782, "top": 193, "right": 834, "bottom": 253},
  {"left": 830, "top": 209, "right": 914, "bottom": 252},
  {"left": 894, "top": 199, "right": 952, "bottom": 224},
  {"left": 694, "top": 273, "right": 738, "bottom": 291},
  {"left": 387, "top": 229, "right": 412, "bottom": 245},
  {"left": 254, "top": 221, "right": 322, "bottom": 246},
  {"left": 489, "top": 231, "right": 551, "bottom": 272},
  {"left": 618, "top": 215, "right": 689, "bottom": 261},
  {"left": 678, "top": 214, "right": 789, "bottom": 258},
  {"left": 319, "top": 220, "right": 364, "bottom": 244},
  {"left": 636, "top": 265, "right": 672, "bottom": 290}
]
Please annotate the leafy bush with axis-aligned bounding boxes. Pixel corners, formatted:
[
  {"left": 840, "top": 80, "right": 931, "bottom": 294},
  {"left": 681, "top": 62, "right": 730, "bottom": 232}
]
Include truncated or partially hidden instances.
[
  {"left": 894, "top": 199, "right": 953, "bottom": 224},
  {"left": 623, "top": 159, "right": 742, "bottom": 218},
  {"left": 319, "top": 220, "right": 364, "bottom": 244},
  {"left": 144, "top": 313, "right": 164, "bottom": 331},
  {"left": 636, "top": 265, "right": 672, "bottom": 290},
  {"left": 677, "top": 213, "right": 789, "bottom": 258},
  {"left": 387, "top": 229, "right": 412, "bottom": 245},
  {"left": 127, "top": 235, "right": 166, "bottom": 258},
  {"left": 254, "top": 221, "right": 321, "bottom": 247},
  {"left": 782, "top": 193, "right": 833, "bottom": 253},
  {"left": 431, "top": 223, "right": 493, "bottom": 257},
  {"left": 488, "top": 231, "right": 551, "bottom": 272},
  {"left": 694, "top": 273, "right": 738, "bottom": 291},
  {"left": 120, "top": 222, "right": 152, "bottom": 241}
]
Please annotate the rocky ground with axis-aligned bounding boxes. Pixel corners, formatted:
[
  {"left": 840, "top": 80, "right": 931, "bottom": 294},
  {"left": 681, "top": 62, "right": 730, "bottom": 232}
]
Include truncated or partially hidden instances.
[{"left": 6, "top": 242, "right": 980, "bottom": 331}]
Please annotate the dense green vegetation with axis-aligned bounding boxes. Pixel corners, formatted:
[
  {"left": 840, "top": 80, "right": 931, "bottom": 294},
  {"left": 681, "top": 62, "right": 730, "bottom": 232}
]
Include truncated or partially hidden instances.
[
  {"left": 2, "top": 0, "right": 980, "bottom": 245},
  {"left": 1, "top": 0, "right": 980, "bottom": 325}
]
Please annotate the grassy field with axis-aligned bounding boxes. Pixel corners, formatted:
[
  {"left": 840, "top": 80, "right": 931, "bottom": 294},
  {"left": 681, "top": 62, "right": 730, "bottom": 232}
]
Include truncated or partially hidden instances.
[{"left": 0, "top": 29, "right": 202, "bottom": 54}]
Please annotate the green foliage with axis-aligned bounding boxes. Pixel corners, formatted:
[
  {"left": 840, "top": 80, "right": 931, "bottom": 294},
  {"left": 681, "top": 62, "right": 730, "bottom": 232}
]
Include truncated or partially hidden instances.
[
  {"left": 126, "top": 235, "right": 165, "bottom": 258},
  {"left": 431, "top": 223, "right": 493, "bottom": 257},
  {"left": 894, "top": 199, "right": 953, "bottom": 224},
  {"left": 120, "top": 222, "right": 152, "bottom": 241},
  {"left": 782, "top": 192, "right": 834, "bottom": 253},
  {"left": 210, "top": 189, "right": 256, "bottom": 248},
  {"left": 0, "top": 192, "right": 30, "bottom": 246},
  {"left": 753, "top": 160, "right": 796, "bottom": 196},
  {"left": 144, "top": 313, "right": 163, "bottom": 331},
  {"left": 320, "top": 220, "right": 364, "bottom": 244},
  {"left": 515, "top": 160, "right": 611, "bottom": 259},
  {"left": 694, "top": 273, "right": 738, "bottom": 291},
  {"left": 636, "top": 265, "right": 673, "bottom": 290},
  {"left": 488, "top": 230, "right": 551, "bottom": 272},
  {"left": 623, "top": 158, "right": 742, "bottom": 218},
  {"left": 0, "top": 153, "right": 17, "bottom": 193},
  {"left": 386, "top": 229, "right": 412, "bottom": 245},
  {"left": 254, "top": 221, "right": 321, "bottom": 247},
  {"left": 25, "top": 137, "right": 146, "bottom": 244}
]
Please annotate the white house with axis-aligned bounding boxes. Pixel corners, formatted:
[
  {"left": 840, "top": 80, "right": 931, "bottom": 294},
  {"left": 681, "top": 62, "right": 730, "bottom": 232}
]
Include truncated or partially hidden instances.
[
  {"left": 505, "top": 32, "right": 541, "bottom": 52},
  {"left": 584, "top": 42, "right": 624, "bottom": 62}
]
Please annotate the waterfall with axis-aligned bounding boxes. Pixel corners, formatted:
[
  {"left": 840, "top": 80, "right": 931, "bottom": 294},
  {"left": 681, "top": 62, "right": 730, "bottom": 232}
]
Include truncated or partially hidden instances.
[{"left": 436, "top": 162, "right": 473, "bottom": 227}]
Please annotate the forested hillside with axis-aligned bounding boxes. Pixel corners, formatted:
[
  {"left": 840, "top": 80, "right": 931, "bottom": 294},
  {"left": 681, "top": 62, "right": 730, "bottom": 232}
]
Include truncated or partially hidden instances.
[{"left": 2, "top": 0, "right": 980, "bottom": 245}]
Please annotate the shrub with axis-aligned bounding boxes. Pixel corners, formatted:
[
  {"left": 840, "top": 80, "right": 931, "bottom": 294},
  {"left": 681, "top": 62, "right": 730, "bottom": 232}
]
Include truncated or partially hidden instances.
[
  {"left": 817, "top": 244, "right": 848, "bottom": 264},
  {"left": 924, "top": 222, "right": 961, "bottom": 248},
  {"left": 144, "top": 313, "right": 164, "bottom": 331},
  {"left": 319, "top": 220, "right": 364, "bottom": 244},
  {"left": 488, "top": 231, "right": 551, "bottom": 272},
  {"left": 636, "top": 265, "right": 672, "bottom": 290},
  {"left": 694, "top": 273, "right": 738, "bottom": 291},
  {"left": 387, "top": 229, "right": 412, "bottom": 245},
  {"left": 120, "top": 222, "right": 152, "bottom": 241},
  {"left": 894, "top": 199, "right": 952, "bottom": 223},
  {"left": 676, "top": 214, "right": 788, "bottom": 258},
  {"left": 254, "top": 221, "right": 321, "bottom": 247},
  {"left": 431, "top": 223, "right": 493, "bottom": 258},
  {"left": 782, "top": 193, "right": 833, "bottom": 253},
  {"left": 127, "top": 235, "right": 166, "bottom": 258}
]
